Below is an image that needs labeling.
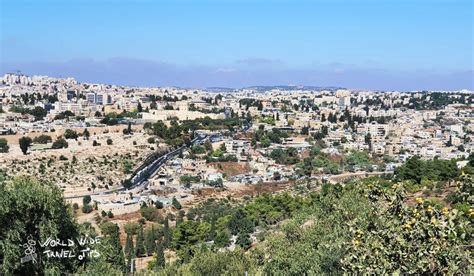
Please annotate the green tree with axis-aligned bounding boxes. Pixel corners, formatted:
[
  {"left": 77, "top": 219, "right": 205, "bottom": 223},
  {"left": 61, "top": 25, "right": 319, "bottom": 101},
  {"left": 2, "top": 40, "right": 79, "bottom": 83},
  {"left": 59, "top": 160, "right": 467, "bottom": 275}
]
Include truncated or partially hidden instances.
[
  {"left": 19, "top": 136, "right": 32, "bottom": 155},
  {"left": 33, "top": 134, "right": 52, "bottom": 144},
  {"left": 145, "top": 227, "right": 156, "bottom": 256},
  {"left": 214, "top": 230, "right": 231, "bottom": 248},
  {"left": 155, "top": 200, "right": 164, "bottom": 209},
  {"left": 204, "top": 140, "right": 212, "bottom": 152},
  {"left": 364, "top": 133, "right": 372, "bottom": 150},
  {"left": 98, "top": 222, "right": 126, "bottom": 272},
  {"left": 124, "top": 233, "right": 135, "bottom": 272},
  {"left": 341, "top": 182, "right": 471, "bottom": 274},
  {"left": 135, "top": 226, "right": 145, "bottom": 257},
  {"left": 0, "top": 176, "right": 81, "bottom": 275},
  {"left": 83, "top": 195, "right": 92, "bottom": 205},
  {"left": 83, "top": 128, "right": 90, "bottom": 139},
  {"left": 176, "top": 210, "right": 185, "bottom": 226},
  {"left": 123, "top": 122, "right": 133, "bottom": 135},
  {"left": 155, "top": 241, "right": 165, "bottom": 270},
  {"left": 51, "top": 138, "right": 68, "bottom": 149},
  {"left": 172, "top": 197, "right": 182, "bottom": 210},
  {"left": 209, "top": 218, "right": 216, "bottom": 241},
  {"left": 187, "top": 249, "right": 256, "bottom": 275},
  {"left": 163, "top": 219, "right": 171, "bottom": 248},
  {"left": 64, "top": 129, "right": 78, "bottom": 139},
  {"left": 124, "top": 222, "right": 140, "bottom": 235},
  {"left": 0, "top": 138, "right": 9, "bottom": 153},
  {"left": 81, "top": 204, "right": 93, "bottom": 213},
  {"left": 140, "top": 206, "right": 162, "bottom": 222},
  {"left": 395, "top": 156, "right": 424, "bottom": 183},
  {"left": 30, "top": 106, "right": 47, "bottom": 120},
  {"left": 236, "top": 232, "right": 252, "bottom": 249}
]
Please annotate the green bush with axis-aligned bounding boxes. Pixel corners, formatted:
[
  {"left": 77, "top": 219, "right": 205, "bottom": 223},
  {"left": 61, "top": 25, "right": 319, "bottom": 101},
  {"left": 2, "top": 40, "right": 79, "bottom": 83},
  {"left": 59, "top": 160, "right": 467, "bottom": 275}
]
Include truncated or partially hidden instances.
[
  {"left": 0, "top": 138, "right": 9, "bottom": 153},
  {"left": 33, "top": 134, "right": 52, "bottom": 144},
  {"left": 140, "top": 206, "right": 162, "bottom": 222},
  {"left": 52, "top": 138, "right": 68, "bottom": 149},
  {"left": 82, "top": 204, "right": 93, "bottom": 214}
]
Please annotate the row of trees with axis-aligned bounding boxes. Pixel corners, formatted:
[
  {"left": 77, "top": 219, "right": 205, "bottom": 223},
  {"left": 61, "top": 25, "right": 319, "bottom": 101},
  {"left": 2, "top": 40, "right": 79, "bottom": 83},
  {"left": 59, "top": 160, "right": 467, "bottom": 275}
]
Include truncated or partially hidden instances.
[
  {"left": 395, "top": 156, "right": 459, "bottom": 184},
  {"left": 144, "top": 117, "right": 242, "bottom": 146},
  {"left": 252, "top": 127, "right": 289, "bottom": 148},
  {"left": 270, "top": 146, "right": 379, "bottom": 176},
  {"left": 18, "top": 136, "right": 68, "bottom": 154},
  {"left": 9, "top": 105, "right": 48, "bottom": 120}
]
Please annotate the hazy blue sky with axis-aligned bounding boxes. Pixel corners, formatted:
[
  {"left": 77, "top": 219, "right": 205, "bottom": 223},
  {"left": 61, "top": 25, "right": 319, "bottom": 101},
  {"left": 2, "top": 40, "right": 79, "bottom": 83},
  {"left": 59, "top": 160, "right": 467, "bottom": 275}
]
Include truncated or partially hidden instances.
[{"left": 1, "top": 0, "right": 472, "bottom": 90}]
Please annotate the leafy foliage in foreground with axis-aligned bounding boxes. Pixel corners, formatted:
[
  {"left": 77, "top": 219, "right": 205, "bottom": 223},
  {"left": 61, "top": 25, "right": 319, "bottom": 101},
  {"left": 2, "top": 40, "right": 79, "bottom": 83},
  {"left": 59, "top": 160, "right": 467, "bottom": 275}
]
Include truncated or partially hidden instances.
[
  {"left": 151, "top": 175, "right": 472, "bottom": 275},
  {"left": 0, "top": 176, "right": 81, "bottom": 274},
  {"left": 0, "top": 166, "right": 472, "bottom": 275},
  {"left": 341, "top": 180, "right": 472, "bottom": 273}
]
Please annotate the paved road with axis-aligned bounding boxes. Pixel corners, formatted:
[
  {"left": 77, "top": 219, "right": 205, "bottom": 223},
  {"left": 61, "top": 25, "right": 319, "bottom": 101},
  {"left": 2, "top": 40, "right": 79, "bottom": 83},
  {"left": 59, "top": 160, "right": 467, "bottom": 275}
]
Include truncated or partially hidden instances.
[{"left": 64, "top": 133, "right": 207, "bottom": 199}]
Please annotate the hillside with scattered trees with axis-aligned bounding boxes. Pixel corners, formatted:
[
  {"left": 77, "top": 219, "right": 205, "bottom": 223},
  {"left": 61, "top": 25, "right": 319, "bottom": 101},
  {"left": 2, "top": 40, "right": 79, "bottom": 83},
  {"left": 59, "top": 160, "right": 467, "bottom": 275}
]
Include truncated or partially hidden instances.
[{"left": 0, "top": 156, "right": 472, "bottom": 275}]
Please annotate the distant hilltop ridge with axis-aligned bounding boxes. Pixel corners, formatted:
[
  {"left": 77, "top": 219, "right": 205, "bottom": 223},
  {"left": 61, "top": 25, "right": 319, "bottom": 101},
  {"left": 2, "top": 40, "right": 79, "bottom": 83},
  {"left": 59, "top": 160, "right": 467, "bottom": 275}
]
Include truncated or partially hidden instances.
[
  {"left": 1, "top": 73, "right": 472, "bottom": 93},
  {"left": 204, "top": 86, "right": 345, "bottom": 93},
  {"left": 1, "top": 73, "right": 345, "bottom": 92},
  {"left": 241, "top": 85, "right": 345, "bottom": 92}
]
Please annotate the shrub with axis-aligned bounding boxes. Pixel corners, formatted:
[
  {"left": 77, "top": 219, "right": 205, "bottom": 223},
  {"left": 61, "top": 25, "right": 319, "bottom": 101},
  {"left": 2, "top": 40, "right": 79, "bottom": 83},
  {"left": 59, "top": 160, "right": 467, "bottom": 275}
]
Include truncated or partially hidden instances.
[
  {"left": 83, "top": 195, "right": 92, "bottom": 205},
  {"left": 33, "top": 134, "right": 52, "bottom": 144},
  {"left": 155, "top": 200, "right": 164, "bottom": 209},
  {"left": 0, "top": 138, "right": 9, "bottom": 153},
  {"left": 52, "top": 138, "right": 68, "bottom": 149},
  {"left": 140, "top": 206, "right": 162, "bottom": 222},
  {"left": 82, "top": 204, "right": 93, "bottom": 214},
  {"left": 19, "top": 136, "right": 32, "bottom": 155},
  {"left": 64, "top": 129, "right": 78, "bottom": 139},
  {"left": 172, "top": 197, "right": 182, "bottom": 210}
]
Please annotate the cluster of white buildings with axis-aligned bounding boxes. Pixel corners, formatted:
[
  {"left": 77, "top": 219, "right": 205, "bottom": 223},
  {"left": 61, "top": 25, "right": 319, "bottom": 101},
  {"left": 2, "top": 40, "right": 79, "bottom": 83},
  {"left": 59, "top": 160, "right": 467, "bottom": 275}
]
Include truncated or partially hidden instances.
[{"left": 1, "top": 73, "right": 473, "bottom": 163}]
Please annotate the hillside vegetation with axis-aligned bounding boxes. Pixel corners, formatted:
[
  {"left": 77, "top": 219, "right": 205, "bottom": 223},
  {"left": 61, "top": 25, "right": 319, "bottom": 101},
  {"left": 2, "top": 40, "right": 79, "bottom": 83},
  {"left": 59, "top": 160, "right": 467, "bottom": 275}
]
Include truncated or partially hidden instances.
[{"left": 0, "top": 156, "right": 472, "bottom": 275}]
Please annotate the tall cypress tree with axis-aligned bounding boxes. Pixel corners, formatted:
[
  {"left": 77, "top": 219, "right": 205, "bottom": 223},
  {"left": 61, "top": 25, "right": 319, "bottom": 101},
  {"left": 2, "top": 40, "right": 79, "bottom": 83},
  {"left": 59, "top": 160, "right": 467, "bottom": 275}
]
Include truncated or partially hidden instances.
[
  {"left": 155, "top": 241, "right": 165, "bottom": 270},
  {"left": 209, "top": 217, "right": 216, "bottom": 241},
  {"left": 135, "top": 225, "right": 145, "bottom": 257},
  {"left": 124, "top": 233, "right": 134, "bottom": 255},
  {"left": 124, "top": 233, "right": 135, "bottom": 272},
  {"left": 99, "top": 222, "right": 126, "bottom": 272},
  {"left": 163, "top": 219, "right": 171, "bottom": 248},
  {"left": 176, "top": 210, "right": 184, "bottom": 226},
  {"left": 144, "top": 227, "right": 155, "bottom": 256}
]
